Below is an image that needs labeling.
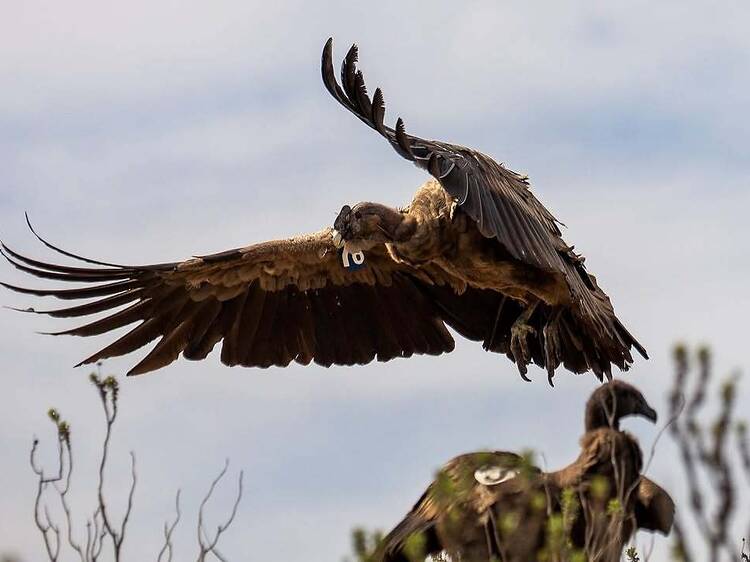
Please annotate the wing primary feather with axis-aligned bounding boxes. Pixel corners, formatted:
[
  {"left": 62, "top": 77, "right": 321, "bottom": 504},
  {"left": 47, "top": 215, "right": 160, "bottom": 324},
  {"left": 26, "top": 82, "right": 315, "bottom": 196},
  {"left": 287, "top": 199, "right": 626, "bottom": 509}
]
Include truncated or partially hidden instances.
[
  {"left": 41, "top": 298, "right": 157, "bottom": 337},
  {"left": 0, "top": 243, "right": 133, "bottom": 276},
  {"left": 196, "top": 248, "right": 246, "bottom": 264},
  {"left": 24, "top": 213, "right": 130, "bottom": 268},
  {"left": 321, "top": 38, "right": 353, "bottom": 109},
  {"left": 353, "top": 70, "right": 372, "bottom": 116},
  {"left": 1, "top": 249, "right": 133, "bottom": 283},
  {"left": 44, "top": 286, "right": 180, "bottom": 337},
  {"left": 127, "top": 302, "right": 209, "bottom": 376},
  {"left": 309, "top": 289, "right": 336, "bottom": 367},
  {"left": 243, "top": 291, "right": 279, "bottom": 368},
  {"left": 77, "top": 317, "right": 166, "bottom": 367},
  {"left": 0, "top": 279, "right": 143, "bottom": 300},
  {"left": 279, "top": 288, "right": 304, "bottom": 364},
  {"left": 181, "top": 299, "right": 222, "bottom": 357},
  {"left": 219, "top": 288, "right": 250, "bottom": 366},
  {"left": 16, "top": 288, "right": 147, "bottom": 318},
  {"left": 371, "top": 88, "right": 386, "bottom": 135},
  {"left": 268, "top": 289, "right": 295, "bottom": 366},
  {"left": 614, "top": 318, "right": 648, "bottom": 360},
  {"left": 366, "top": 284, "right": 403, "bottom": 361},
  {"left": 338, "top": 285, "right": 371, "bottom": 364},
  {"left": 324, "top": 39, "right": 410, "bottom": 157},
  {"left": 293, "top": 289, "right": 316, "bottom": 365},
  {"left": 182, "top": 305, "right": 228, "bottom": 362},
  {"left": 316, "top": 288, "right": 351, "bottom": 365},
  {"left": 237, "top": 282, "right": 267, "bottom": 365},
  {"left": 341, "top": 44, "right": 360, "bottom": 104},
  {"left": 395, "top": 118, "right": 414, "bottom": 158}
]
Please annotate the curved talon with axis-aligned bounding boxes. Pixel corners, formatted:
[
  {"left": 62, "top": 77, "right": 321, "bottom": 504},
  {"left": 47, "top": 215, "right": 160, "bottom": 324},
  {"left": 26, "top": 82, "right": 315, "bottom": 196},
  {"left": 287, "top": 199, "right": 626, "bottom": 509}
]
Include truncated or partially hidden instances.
[
  {"left": 510, "top": 322, "right": 536, "bottom": 381},
  {"left": 509, "top": 302, "right": 538, "bottom": 381}
]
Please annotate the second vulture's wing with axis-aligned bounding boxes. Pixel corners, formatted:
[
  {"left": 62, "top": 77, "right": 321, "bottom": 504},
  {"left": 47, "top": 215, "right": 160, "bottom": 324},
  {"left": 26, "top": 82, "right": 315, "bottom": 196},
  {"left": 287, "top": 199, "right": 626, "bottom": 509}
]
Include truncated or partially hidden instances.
[
  {"left": 1, "top": 225, "right": 456, "bottom": 375},
  {"left": 322, "top": 39, "right": 647, "bottom": 380},
  {"left": 377, "top": 451, "right": 533, "bottom": 561},
  {"left": 634, "top": 476, "right": 674, "bottom": 535}
]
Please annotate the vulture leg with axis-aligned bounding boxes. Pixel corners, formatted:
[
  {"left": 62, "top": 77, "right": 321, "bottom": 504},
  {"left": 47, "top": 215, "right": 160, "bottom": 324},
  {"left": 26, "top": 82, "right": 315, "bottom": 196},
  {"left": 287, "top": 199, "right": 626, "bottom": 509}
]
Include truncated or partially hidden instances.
[
  {"left": 483, "top": 295, "right": 507, "bottom": 352},
  {"left": 510, "top": 301, "right": 538, "bottom": 381},
  {"left": 543, "top": 308, "right": 564, "bottom": 387}
]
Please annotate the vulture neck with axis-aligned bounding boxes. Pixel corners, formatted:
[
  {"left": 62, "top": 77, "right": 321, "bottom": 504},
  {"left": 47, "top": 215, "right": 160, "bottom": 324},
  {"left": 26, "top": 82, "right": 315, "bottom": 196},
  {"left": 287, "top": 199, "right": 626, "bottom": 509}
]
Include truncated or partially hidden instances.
[
  {"left": 584, "top": 399, "right": 620, "bottom": 432},
  {"left": 379, "top": 205, "right": 417, "bottom": 243}
]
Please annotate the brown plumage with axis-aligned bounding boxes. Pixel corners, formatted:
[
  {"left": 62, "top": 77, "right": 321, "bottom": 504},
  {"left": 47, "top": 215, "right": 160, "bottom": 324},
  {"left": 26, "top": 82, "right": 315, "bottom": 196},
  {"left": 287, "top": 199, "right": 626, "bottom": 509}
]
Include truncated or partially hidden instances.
[
  {"left": 0, "top": 39, "right": 646, "bottom": 381},
  {"left": 376, "top": 381, "right": 673, "bottom": 562}
]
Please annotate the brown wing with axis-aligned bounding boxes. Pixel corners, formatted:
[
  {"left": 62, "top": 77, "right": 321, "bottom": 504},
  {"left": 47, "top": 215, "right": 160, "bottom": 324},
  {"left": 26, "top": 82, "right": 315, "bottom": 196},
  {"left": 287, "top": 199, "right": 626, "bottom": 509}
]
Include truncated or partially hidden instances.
[
  {"left": 322, "top": 38, "right": 564, "bottom": 273},
  {"left": 634, "top": 476, "right": 674, "bottom": 535},
  {"left": 377, "top": 451, "right": 529, "bottom": 561},
  {"left": 1, "top": 225, "right": 457, "bottom": 375},
  {"left": 322, "top": 39, "right": 647, "bottom": 381}
]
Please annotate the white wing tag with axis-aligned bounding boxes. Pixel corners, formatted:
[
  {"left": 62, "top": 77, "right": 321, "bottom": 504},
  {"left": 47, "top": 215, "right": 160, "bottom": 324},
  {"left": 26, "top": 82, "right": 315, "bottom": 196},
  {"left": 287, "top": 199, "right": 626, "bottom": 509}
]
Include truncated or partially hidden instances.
[
  {"left": 474, "top": 465, "right": 519, "bottom": 486},
  {"left": 341, "top": 248, "right": 365, "bottom": 271}
]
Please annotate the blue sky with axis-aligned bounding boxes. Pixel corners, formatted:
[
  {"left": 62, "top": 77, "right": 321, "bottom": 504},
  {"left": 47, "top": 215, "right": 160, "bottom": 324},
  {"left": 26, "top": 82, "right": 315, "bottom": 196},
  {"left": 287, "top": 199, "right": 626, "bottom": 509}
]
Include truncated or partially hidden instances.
[{"left": 1, "top": 1, "right": 749, "bottom": 560}]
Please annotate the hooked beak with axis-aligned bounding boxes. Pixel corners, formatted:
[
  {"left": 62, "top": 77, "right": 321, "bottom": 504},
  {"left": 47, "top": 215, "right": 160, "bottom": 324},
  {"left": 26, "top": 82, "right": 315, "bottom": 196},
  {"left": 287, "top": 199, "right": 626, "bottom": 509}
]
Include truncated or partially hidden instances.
[
  {"left": 639, "top": 401, "right": 658, "bottom": 424},
  {"left": 332, "top": 205, "right": 352, "bottom": 248}
]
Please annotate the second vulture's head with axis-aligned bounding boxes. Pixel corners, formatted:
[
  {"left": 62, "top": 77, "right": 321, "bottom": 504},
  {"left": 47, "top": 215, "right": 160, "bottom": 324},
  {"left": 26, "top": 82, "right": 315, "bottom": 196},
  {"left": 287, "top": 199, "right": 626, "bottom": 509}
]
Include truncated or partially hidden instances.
[
  {"left": 332, "top": 202, "right": 416, "bottom": 250},
  {"left": 585, "top": 380, "right": 658, "bottom": 431}
]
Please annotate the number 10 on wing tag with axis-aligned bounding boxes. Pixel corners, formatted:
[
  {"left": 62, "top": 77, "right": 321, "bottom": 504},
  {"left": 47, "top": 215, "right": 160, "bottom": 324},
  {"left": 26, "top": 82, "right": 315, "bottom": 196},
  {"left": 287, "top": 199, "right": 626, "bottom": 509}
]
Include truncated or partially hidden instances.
[{"left": 341, "top": 248, "right": 365, "bottom": 271}]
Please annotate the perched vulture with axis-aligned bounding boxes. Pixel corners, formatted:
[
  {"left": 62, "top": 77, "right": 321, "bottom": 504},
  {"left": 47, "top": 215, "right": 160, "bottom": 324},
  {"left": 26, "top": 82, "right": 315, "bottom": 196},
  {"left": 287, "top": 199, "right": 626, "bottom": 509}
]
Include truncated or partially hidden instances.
[
  {"left": 0, "top": 39, "right": 646, "bottom": 382},
  {"left": 376, "top": 381, "right": 673, "bottom": 562}
]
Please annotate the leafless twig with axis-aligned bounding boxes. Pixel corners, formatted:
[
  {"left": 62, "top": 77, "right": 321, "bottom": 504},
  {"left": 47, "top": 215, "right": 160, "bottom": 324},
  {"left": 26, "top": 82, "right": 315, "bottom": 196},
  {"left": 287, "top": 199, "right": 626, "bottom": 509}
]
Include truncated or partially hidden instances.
[
  {"left": 196, "top": 459, "right": 244, "bottom": 562},
  {"left": 30, "top": 408, "right": 71, "bottom": 562},
  {"left": 29, "top": 367, "right": 245, "bottom": 562},
  {"left": 668, "top": 346, "right": 746, "bottom": 562},
  {"left": 157, "top": 490, "right": 182, "bottom": 562}
]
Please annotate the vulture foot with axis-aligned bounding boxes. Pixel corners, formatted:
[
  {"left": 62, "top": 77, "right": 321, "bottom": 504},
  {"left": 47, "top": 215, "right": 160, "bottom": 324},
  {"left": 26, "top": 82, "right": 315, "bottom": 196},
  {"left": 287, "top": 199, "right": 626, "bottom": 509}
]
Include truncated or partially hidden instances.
[{"left": 510, "top": 303, "right": 538, "bottom": 381}]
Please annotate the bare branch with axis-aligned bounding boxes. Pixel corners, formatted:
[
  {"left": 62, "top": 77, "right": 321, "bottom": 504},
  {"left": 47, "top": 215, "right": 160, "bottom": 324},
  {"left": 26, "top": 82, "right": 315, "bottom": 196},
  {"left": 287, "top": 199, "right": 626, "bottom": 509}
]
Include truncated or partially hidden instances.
[
  {"left": 55, "top": 435, "right": 86, "bottom": 562},
  {"left": 30, "top": 409, "right": 72, "bottom": 562},
  {"left": 118, "top": 452, "right": 137, "bottom": 549},
  {"left": 28, "top": 369, "right": 138, "bottom": 562},
  {"left": 94, "top": 373, "right": 119, "bottom": 558},
  {"left": 196, "top": 460, "right": 245, "bottom": 561},
  {"left": 157, "top": 490, "right": 182, "bottom": 562},
  {"left": 668, "top": 346, "right": 747, "bottom": 562},
  {"left": 738, "top": 422, "right": 750, "bottom": 485}
]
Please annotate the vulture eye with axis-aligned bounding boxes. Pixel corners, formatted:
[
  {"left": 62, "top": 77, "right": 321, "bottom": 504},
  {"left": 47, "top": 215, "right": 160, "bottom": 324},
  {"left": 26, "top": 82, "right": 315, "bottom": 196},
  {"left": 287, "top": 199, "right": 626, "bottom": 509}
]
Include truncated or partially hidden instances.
[{"left": 354, "top": 211, "right": 362, "bottom": 219}]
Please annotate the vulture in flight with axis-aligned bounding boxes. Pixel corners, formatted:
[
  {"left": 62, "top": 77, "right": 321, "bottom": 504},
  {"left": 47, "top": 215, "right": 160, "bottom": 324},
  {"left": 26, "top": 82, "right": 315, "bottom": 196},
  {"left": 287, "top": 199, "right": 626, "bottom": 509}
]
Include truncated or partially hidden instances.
[
  {"left": 0, "top": 39, "right": 646, "bottom": 382},
  {"left": 376, "top": 380, "right": 674, "bottom": 562}
]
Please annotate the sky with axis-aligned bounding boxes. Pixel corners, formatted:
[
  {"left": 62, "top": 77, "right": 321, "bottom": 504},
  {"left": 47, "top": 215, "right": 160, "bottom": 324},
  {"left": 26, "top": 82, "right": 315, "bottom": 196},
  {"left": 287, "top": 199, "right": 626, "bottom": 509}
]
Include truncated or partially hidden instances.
[{"left": 1, "top": 1, "right": 749, "bottom": 560}]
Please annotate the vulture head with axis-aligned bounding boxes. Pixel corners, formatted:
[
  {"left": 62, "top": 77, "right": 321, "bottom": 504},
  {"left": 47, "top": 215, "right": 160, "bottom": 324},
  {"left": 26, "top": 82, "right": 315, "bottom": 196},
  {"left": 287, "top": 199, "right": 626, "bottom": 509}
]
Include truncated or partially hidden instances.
[
  {"left": 585, "top": 380, "right": 658, "bottom": 431},
  {"left": 332, "top": 202, "right": 415, "bottom": 249}
]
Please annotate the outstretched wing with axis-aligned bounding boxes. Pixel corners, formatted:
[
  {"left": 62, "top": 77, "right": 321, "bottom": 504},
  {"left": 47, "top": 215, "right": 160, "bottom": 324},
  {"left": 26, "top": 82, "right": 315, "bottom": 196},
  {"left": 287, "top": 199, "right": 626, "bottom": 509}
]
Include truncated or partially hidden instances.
[
  {"left": 1, "top": 224, "right": 456, "bottom": 375},
  {"left": 322, "top": 39, "right": 647, "bottom": 379},
  {"left": 322, "top": 38, "right": 565, "bottom": 273}
]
